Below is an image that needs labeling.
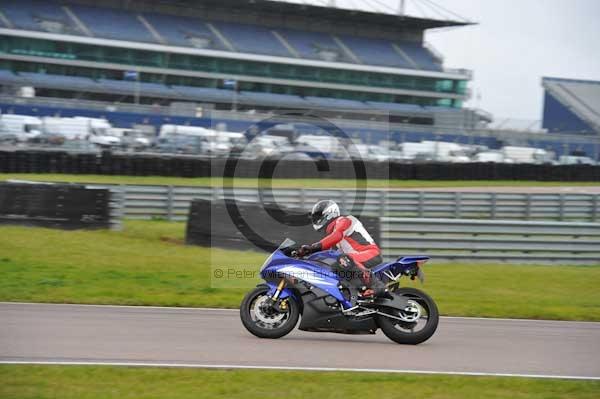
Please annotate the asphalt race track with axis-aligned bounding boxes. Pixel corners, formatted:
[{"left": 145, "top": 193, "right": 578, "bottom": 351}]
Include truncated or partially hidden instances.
[{"left": 1, "top": 302, "right": 599, "bottom": 380}]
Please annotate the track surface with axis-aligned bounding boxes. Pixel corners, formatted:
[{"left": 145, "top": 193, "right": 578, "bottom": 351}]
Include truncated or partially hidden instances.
[{"left": 1, "top": 303, "right": 599, "bottom": 379}]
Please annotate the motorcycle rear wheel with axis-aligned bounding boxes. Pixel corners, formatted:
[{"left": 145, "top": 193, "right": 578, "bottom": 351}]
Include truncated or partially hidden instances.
[
  {"left": 240, "top": 286, "right": 300, "bottom": 339},
  {"left": 376, "top": 287, "right": 439, "bottom": 345}
]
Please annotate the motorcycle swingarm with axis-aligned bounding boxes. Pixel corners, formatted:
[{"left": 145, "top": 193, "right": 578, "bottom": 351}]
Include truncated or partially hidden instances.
[{"left": 361, "top": 295, "right": 411, "bottom": 311}]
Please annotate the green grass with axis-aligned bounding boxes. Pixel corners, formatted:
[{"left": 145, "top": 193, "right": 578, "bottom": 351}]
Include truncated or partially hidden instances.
[
  {"left": 1, "top": 221, "right": 599, "bottom": 320},
  {"left": 1, "top": 365, "right": 599, "bottom": 399},
  {"left": 2, "top": 173, "right": 599, "bottom": 188},
  {"left": 0, "top": 220, "right": 258, "bottom": 308}
]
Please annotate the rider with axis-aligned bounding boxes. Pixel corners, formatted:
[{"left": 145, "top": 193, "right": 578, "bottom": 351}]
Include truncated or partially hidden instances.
[{"left": 298, "top": 200, "right": 388, "bottom": 298}]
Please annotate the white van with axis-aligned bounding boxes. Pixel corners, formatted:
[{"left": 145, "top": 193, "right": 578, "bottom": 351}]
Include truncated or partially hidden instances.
[
  {"left": 159, "top": 124, "right": 216, "bottom": 138},
  {"left": 501, "top": 146, "right": 551, "bottom": 164},
  {"left": 295, "top": 135, "right": 344, "bottom": 159},
  {"left": 42, "top": 117, "right": 120, "bottom": 147},
  {"left": 0, "top": 114, "right": 42, "bottom": 141},
  {"left": 559, "top": 155, "right": 596, "bottom": 165}
]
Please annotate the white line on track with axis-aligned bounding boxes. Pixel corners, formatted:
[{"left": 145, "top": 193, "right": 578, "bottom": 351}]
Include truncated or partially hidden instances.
[
  {"left": 2, "top": 302, "right": 599, "bottom": 325},
  {"left": 1, "top": 360, "right": 599, "bottom": 381}
]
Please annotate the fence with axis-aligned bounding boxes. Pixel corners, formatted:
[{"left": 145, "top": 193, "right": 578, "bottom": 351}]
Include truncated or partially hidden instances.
[
  {"left": 43, "top": 183, "right": 599, "bottom": 263},
  {"left": 3, "top": 151, "right": 600, "bottom": 180},
  {"left": 380, "top": 217, "right": 600, "bottom": 263},
  {"left": 87, "top": 184, "right": 600, "bottom": 223}
]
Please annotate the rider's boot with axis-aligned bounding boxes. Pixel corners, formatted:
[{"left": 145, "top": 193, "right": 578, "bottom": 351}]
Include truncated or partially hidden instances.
[{"left": 359, "top": 274, "right": 392, "bottom": 299}]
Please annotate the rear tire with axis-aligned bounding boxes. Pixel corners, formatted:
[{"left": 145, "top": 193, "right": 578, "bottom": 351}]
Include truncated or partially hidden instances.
[
  {"left": 377, "top": 287, "right": 439, "bottom": 345},
  {"left": 240, "top": 286, "right": 300, "bottom": 339}
]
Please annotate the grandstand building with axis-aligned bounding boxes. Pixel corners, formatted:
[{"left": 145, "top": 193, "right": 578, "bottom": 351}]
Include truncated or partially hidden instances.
[
  {"left": 0, "top": 0, "right": 598, "bottom": 158},
  {"left": 542, "top": 77, "right": 600, "bottom": 135},
  {"left": 0, "top": 0, "right": 476, "bottom": 123}
]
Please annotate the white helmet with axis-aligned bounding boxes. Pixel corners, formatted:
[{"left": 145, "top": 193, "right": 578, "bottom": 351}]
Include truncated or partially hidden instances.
[{"left": 310, "top": 200, "right": 340, "bottom": 231}]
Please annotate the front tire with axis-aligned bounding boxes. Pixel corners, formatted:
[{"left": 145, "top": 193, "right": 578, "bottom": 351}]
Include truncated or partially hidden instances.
[
  {"left": 376, "top": 287, "right": 439, "bottom": 345},
  {"left": 240, "top": 286, "right": 300, "bottom": 339}
]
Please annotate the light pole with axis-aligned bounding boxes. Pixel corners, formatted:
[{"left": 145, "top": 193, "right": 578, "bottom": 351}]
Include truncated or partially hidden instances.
[
  {"left": 134, "top": 68, "right": 140, "bottom": 105},
  {"left": 398, "top": 0, "right": 406, "bottom": 16},
  {"left": 232, "top": 80, "right": 238, "bottom": 112}
]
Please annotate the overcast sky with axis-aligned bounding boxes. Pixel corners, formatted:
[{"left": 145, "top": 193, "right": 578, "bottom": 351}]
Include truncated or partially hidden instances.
[{"left": 281, "top": 0, "right": 600, "bottom": 123}]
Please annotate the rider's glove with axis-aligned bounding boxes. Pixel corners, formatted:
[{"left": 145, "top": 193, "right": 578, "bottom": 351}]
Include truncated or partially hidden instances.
[
  {"left": 298, "top": 242, "right": 322, "bottom": 257},
  {"left": 298, "top": 245, "right": 312, "bottom": 257}
]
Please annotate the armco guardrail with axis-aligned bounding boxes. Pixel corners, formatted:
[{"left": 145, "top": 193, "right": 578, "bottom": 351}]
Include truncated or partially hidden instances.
[
  {"left": 85, "top": 184, "right": 600, "bottom": 223},
  {"left": 380, "top": 217, "right": 600, "bottom": 263},
  {"left": 68, "top": 183, "right": 600, "bottom": 263}
]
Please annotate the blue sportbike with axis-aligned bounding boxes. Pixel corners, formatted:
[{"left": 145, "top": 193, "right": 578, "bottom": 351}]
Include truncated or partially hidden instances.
[{"left": 240, "top": 239, "right": 439, "bottom": 345}]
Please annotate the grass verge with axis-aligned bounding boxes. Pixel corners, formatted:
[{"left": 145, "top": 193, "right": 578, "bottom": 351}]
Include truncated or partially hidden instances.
[
  {"left": 1, "top": 221, "right": 599, "bottom": 320},
  {"left": 1, "top": 365, "right": 599, "bottom": 399},
  {"left": 2, "top": 173, "right": 599, "bottom": 188}
]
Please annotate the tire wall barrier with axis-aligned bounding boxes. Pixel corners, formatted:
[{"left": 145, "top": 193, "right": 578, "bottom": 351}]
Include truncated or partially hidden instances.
[
  {"left": 1, "top": 150, "right": 600, "bottom": 181},
  {"left": 186, "top": 199, "right": 380, "bottom": 252},
  {"left": 0, "top": 182, "right": 111, "bottom": 229}
]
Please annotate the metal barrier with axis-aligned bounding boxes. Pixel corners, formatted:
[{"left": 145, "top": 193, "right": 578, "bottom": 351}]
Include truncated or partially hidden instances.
[
  {"left": 87, "top": 184, "right": 600, "bottom": 223},
  {"left": 80, "top": 183, "right": 600, "bottom": 263},
  {"left": 380, "top": 217, "right": 600, "bottom": 263}
]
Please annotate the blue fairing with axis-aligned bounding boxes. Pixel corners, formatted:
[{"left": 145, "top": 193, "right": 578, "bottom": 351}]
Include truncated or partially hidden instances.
[
  {"left": 305, "top": 250, "right": 340, "bottom": 263},
  {"left": 261, "top": 248, "right": 351, "bottom": 308},
  {"left": 371, "top": 255, "right": 430, "bottom": 273},
  {"left": 371, "top": 255, "right": 430, "bottom": 281}
]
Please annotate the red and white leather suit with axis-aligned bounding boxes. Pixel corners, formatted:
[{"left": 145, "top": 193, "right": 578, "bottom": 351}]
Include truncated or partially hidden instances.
[{"left": 319, "top": 215, "right": 381, "bottom": 283}]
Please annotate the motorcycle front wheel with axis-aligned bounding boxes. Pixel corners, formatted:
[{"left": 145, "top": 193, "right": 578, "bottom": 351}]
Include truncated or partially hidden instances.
[
  {"left": 240, "top": 286, "right": 300, "bottom": 339},
  {"left": 376, "top": 287, "right": 439, "bottom": 345}
]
